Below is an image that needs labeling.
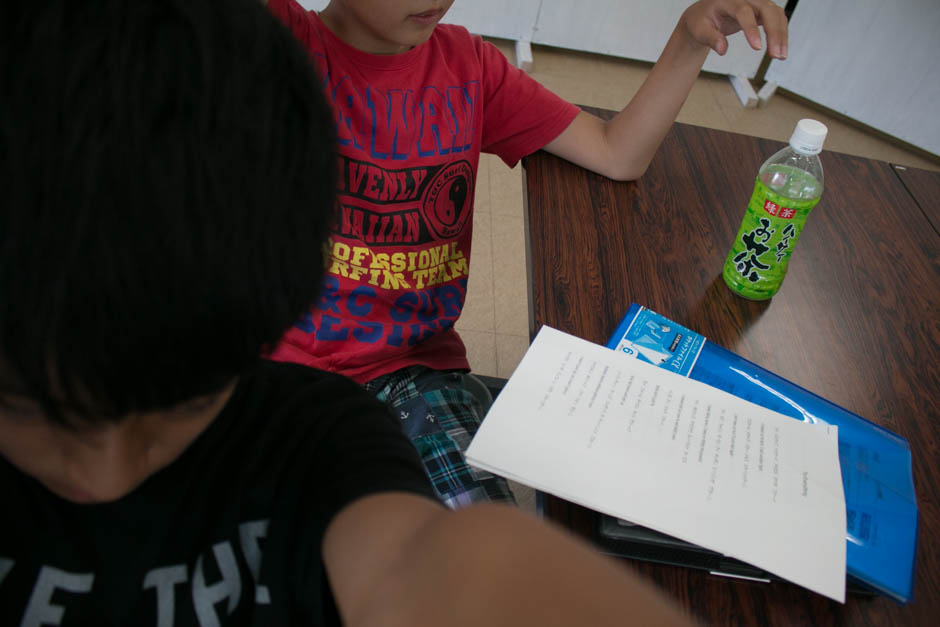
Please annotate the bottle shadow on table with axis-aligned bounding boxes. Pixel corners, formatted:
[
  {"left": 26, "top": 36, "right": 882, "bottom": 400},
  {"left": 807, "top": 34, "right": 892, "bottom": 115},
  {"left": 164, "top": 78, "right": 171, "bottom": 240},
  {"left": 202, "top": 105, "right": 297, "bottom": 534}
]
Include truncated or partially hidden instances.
[{"left": 683, "top": 273, "right": 772, "bottom": 349}]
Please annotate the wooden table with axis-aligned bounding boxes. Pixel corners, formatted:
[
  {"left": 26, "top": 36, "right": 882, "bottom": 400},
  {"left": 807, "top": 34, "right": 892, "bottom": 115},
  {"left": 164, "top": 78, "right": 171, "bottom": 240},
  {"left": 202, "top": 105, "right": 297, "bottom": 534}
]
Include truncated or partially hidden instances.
[
  {"left": 892, "top": 164, "right": 940, "bottom": 234},
  {"left": 521, "top": 107, "right": 940, "bottom": 626}
]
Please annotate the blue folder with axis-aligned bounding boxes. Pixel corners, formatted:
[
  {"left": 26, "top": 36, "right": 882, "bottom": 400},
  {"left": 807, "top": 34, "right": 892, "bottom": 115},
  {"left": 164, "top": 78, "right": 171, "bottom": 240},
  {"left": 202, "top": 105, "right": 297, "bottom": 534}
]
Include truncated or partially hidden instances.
[{"left": 606, "top": 304, "right": 918, "bottom": 603}]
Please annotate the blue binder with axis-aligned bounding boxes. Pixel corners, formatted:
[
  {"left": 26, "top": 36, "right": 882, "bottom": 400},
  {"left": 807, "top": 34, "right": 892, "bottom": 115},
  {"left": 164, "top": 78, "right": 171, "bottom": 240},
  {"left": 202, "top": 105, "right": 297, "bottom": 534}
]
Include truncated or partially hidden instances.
[{"left": 607, "top": 304, "right": 918, "bottom": 603}]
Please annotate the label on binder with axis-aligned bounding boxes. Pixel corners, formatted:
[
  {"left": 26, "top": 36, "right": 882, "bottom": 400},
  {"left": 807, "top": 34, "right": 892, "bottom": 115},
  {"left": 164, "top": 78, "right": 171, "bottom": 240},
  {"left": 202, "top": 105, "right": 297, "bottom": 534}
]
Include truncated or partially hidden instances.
[{"left": 611, "top": 307, "right": 705, "bottom": 377}]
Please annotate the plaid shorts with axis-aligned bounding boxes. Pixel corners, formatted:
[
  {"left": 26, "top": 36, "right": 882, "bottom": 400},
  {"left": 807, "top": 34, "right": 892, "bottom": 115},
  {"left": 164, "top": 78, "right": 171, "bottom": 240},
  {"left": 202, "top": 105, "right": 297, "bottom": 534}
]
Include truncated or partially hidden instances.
[{"left": 365, "top": 366, "right": 516, "bottom": 509}]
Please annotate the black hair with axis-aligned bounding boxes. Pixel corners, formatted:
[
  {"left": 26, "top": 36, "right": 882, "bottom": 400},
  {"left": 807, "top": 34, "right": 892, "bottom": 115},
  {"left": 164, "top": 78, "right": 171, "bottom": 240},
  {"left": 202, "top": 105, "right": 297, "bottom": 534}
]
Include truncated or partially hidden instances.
[{"left": 0, "top": 0, "right": 336, "bottom": 423}]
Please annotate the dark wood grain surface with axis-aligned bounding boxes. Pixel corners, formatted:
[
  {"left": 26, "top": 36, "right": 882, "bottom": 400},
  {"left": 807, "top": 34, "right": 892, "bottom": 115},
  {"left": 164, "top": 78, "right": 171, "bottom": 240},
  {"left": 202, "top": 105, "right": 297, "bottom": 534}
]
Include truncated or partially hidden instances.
[
  {"left": 522, "top": 107, "right": 940, "bottom": 626},
  {"left": 892, "top": 163, "right": 940, "bottom": 235}
]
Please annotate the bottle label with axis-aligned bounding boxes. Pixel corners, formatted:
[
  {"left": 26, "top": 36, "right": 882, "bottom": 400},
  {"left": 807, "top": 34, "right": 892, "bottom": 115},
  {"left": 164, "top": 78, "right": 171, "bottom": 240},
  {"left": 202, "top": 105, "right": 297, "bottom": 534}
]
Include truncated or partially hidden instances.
[
  {"left": 762, "top": 198, "right": 798, "bottom": 219},
  {"left": 722, "top": 177, "right": 819, "bottom": 299}
]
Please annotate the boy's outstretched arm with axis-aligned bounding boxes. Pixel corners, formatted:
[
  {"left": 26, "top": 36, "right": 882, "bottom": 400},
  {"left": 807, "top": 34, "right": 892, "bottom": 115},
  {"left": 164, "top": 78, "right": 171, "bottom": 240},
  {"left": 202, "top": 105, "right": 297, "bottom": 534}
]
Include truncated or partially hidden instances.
[
  {"left": 324, "top": 493, "right": 694, "bottom": 626},
  {"left": 542, "top": 0, "right": 788, "bottom": 181}
]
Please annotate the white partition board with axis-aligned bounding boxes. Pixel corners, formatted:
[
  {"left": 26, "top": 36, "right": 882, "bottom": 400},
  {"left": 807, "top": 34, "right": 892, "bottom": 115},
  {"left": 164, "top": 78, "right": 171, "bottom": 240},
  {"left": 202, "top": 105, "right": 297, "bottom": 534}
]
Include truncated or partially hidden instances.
[
  {"left": 765, "top": 0, "right": 940, "bottom": 156},
  {"left": 444, "top": 0, "right": 542, "bottom": 41}
]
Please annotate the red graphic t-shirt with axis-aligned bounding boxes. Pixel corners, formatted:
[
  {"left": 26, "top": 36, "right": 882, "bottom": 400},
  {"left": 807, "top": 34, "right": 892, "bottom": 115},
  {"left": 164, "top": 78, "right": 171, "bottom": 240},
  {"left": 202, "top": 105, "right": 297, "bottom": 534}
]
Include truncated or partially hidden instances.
[{"left": 268, "top": 0, "right": 580, "bottom": 382}]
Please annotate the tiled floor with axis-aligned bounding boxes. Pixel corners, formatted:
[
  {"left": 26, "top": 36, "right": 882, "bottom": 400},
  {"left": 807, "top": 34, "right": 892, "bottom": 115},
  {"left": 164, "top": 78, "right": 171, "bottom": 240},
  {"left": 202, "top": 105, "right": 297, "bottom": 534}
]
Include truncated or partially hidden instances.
[{"left": 456, "top": 40, "right": 940, "bottom": 381}]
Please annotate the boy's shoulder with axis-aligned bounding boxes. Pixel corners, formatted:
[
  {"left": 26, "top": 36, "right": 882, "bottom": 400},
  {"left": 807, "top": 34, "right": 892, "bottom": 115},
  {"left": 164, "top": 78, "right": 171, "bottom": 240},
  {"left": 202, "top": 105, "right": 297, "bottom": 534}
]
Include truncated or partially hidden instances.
[{"left": 431, "top": 22, "right": 510, "bottom": 66}]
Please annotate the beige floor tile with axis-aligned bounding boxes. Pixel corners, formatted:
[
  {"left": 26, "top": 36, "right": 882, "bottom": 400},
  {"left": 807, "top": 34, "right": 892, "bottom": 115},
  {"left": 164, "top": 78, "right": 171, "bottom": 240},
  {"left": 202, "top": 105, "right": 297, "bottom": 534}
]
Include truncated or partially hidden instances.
[
  {"left": 728, "top": 98, "right": 804, "bottom": 142},
  {"left": 580, "top": 64, "right": 647, "bottom": 111},
  {"left": 529, "top": 46, "right": 648, "bottom": 112},
  {"left": 457, "top": 328, "right": 497, "bottom": 377},
  {"left": 721, "top": 97, "right": 820, "bottom": 142},
  {"left": 676, "top": 78, "right": 731, "bottom": 129},
  {"left": 533, "top": 45, "right": 645, "bottom": 85},
  {"left": 491, "top": 215, "right": 530, "bottom": 336},
  {"left": 456, "top": 210, "right": 495, "bottom": 333},
  {"left": 474, "top": 152, "right": 493, "bottom": 215},
  {"left": 488, "top": 159, "right": 525, "bottom": 218},
  {"left": 704, "top": 72, "right": 757, "bottom": 112},
  {"left": 495, "top": 333, "right": 531, "bottom": 379}
]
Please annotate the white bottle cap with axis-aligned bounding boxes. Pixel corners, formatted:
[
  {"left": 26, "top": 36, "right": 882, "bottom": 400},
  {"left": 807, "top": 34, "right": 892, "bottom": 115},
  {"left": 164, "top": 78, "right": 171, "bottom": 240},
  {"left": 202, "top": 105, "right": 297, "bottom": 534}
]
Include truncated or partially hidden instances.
[{"left": 789, "top": 119, "right": 828, "bottom": 155}]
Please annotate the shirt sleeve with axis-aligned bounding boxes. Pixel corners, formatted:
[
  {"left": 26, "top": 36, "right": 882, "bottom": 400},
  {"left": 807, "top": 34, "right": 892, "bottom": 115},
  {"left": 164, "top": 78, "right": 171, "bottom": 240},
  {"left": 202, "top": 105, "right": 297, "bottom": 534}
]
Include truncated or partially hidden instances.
[{"left": 478, "top": 39, "right": 581, "bottom": 167}]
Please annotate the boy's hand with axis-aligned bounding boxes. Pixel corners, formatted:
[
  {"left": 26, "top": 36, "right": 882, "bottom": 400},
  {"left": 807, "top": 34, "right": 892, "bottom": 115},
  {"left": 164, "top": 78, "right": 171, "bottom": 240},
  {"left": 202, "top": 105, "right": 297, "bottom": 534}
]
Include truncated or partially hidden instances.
[{"left": 681, "top": 0, "right": 788, "bottom": 60}]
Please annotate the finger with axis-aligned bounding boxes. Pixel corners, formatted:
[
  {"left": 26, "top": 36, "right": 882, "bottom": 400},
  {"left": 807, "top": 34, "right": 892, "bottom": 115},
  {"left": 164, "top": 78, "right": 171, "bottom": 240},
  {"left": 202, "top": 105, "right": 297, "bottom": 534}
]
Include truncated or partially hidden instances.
[
  {"left": 735, "top": 5, "right": 763, "bottom": 51},
  {"left": 711, "top": 32, "right": 729, "bottom": 56},
  {"left": 758, "top": 3, "right": 789, "bottom": 59},
  {"left": 695, "top": 18, "right": 729, "bottom": 55}
]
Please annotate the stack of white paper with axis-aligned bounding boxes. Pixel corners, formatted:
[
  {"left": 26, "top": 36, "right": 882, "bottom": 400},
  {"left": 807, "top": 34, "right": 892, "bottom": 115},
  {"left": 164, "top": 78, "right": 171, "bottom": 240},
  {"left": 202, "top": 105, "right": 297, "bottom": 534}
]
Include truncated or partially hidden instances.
[{"left": 466, "top": 326, "right": 847, "bottom": 602}]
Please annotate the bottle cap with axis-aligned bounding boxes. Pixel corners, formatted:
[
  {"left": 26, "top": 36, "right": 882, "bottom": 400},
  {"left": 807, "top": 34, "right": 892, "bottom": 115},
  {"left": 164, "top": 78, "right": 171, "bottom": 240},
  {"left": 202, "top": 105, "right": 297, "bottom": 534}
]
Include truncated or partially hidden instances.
[{"left": 789, "top": 119, "right": 828, "bottom": 155}]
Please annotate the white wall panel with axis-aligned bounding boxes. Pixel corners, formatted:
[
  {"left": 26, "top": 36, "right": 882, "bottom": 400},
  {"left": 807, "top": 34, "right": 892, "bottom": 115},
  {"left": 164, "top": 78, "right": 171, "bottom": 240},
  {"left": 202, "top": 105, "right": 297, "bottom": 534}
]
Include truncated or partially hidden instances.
[
  {"left": 444, "top": 0, "right": 542, "bottom": 41},
  {"left": 765, "top": 0, "right": 940, "bottom": 156}
]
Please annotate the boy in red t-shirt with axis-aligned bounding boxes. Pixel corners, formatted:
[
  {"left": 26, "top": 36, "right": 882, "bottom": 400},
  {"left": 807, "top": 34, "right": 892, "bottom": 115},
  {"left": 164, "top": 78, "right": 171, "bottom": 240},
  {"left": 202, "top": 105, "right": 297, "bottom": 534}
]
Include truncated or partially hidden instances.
[{"left": 265, "top": 0, "right": 789, "bottom": 508}]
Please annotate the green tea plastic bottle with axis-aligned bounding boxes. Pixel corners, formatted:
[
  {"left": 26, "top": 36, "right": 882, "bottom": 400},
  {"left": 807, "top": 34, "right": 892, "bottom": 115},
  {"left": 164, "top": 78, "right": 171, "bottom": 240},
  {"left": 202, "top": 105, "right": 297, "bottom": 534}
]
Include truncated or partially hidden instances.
[{"left": 722, "top": 119, "right": 827, "bottom": 300}]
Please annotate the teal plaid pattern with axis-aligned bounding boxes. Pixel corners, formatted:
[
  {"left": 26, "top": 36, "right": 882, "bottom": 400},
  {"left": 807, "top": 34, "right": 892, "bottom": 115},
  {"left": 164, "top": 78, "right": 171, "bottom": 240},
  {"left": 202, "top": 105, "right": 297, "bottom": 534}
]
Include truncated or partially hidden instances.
[{"left": 365, "top": 366, "right": 515, "bottom": 509}]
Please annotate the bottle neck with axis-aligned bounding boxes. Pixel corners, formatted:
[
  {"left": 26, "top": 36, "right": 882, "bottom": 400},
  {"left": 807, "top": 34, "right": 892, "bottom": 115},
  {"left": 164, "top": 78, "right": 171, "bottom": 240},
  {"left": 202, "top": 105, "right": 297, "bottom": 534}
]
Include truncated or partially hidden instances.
[{"left": 789, "top": 144, "right": 820, "bottom": 157}]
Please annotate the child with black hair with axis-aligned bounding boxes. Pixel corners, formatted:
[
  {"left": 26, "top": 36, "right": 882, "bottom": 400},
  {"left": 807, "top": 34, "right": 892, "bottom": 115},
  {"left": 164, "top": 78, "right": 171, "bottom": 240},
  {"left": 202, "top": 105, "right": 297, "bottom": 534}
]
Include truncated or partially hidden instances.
[
  {"left": 264, "top": 0, "right": 789, "bottom": 509},
  {"left": 0, "top": 0, "right": 693, "bottom": 624}
]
